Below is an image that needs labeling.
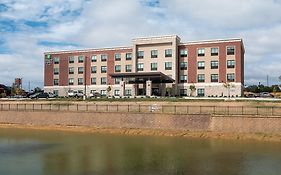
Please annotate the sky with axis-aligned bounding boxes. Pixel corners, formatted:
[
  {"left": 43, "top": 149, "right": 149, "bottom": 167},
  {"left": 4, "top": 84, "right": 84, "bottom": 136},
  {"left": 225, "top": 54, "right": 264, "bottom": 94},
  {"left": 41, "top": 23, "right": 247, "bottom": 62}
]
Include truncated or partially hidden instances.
[{"left": 0, "top": 0, "right": 281, "bottom": 90}]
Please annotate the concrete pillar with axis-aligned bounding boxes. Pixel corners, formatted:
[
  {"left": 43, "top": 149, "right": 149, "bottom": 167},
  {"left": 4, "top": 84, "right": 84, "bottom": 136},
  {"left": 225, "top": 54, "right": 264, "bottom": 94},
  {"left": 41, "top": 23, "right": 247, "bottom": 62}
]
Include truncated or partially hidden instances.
[
  {"left": 120, "top": 81, "right": 125, "bottom": 97},
  {"left": 146, "top": 80, "right": 152, "bottom": 97},
  {"left": 131, "top": 84, "right": 136, "bottom": 96},
  {"left": 160, "top": 83, "right": 166, "bottom": 97}
]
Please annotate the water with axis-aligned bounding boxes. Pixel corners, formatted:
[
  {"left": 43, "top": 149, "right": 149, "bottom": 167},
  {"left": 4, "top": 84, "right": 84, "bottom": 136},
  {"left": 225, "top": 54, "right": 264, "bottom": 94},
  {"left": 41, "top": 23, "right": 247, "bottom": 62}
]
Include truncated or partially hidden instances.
[{"left": 0, "top": 128, "right": 281, "bottom": 175}]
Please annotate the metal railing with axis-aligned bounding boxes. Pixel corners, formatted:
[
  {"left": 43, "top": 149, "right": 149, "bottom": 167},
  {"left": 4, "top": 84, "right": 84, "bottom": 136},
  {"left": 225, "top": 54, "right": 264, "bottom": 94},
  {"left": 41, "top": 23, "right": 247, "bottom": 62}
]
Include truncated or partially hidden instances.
[{"left": 1, "top": 103, "right": 281, "bottom": 117}]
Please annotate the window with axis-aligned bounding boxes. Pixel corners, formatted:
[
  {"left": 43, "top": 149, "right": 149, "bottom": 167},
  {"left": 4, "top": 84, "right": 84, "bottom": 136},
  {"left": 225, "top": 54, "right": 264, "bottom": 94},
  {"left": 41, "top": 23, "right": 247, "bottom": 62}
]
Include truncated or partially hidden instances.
[
  {"left": 91, "top": 77, "right": 96, "bottom": 85},
  {"left": 126, "top": 53, "right": 132, "bottom": 60},
  {"left": 115, "top": 53, "right": 121, "bottom": 61},
  {"left": 69, "top": 56, "right": 74, "bottom": 63},
  {"left": 165, "top": 62, "right": 172, "bottom": 70},
  {"left": 180, "top": 89, "right": 187, "bottom": 96},
  {"left": 100, "top": 90, "right": 106, "bottom": 96},
  {"left": 227, "top": 46, "right": 235, "bottom": 55},
  {"left": 78, "top": 78, "right": 83, "bottom": 85},
  {"left": 54, "top": 57, "right": 59, "bottom": 64},
  {"left": 227, "top": 60, "right": 235, "bottom": 68},
  {"left": 69, "top": 67, "right": 74, "bottom": 74},
  {"left": 68, "top": 78, "right": 74, "bottom": 85},
  {"left": 125, "top": 65, "right": 132, "bottom": 72},
  {"left": 125, "top": 89, "right": 131, "bottom": 96},
  {"left": 180, "top": 75, "right": 187, "bottom": 83},
  {"left": 211, "top": 74, "right": 219, "bottom": 82},
  {"left": 53, "top": 90, "right": 58, "bottom": 96},
  {"left": 101, "top": 77, "right": 107, "bottom": 85},
  {"left": 151, "top": 63, "right": 157, "bottom": 71},
  {"left": 115, "top": 78, "right": 121, "bottom": 84},
  {"left": 78, "top": 67, "right": 84, "bottom": 74},
  {"left": 137, "top": 51, "right": 144, "bottom": 59},
  {"left": 91, "top": 55, "right": 97, "bottom": 62},
  {"left": 198, "top": 61, "right": 205, "bottom": 69},
  {"left": 198, "top": 74, "right": 205, "bottom": 82},
  {"left": 53, "top": 79, "right": 59, "bottom": 86},
  {"left": 114, "top": 90, "right": 120, "bottom": 96},
  {"left": 197, "top": 89, "right": 205, "bottom": 97},
  {"left": 101, "top": 54, "right": 107, "bottom": 62},
  {"left": 227, "top": 73, "right": 235, "bottom": 82},
  {"left": 211, "top": 61, "right": 219, "bottom": 69},
  {"left": 115, "top": 65, "right": 121, "bottom": 72},
  {"left": 91, "top": 66, "right": 97, "bottom": 73},
  {"left": 151, "top": 50, "right": 158, "bottom": 58},
  {"left": 198, "top": 48, "right": 205, "bottom": 56},
  {"left": 180, "top": 49, "right": 188, "bottom": 57},
  {"left": 137, "top": 63, "right": 144, "bottom": 71},
  {"left": 165, "top": 49, "right": 172, "bottom": 57},
  {"left": 180, "top": 62, "right": 188, "bottom": 70},
  {"left": 101, "top": 66, "right": 107, "bottom": 73},
  {"left": 211, "top": 48, "right": 219, "bottom": 56},
  {"left": 78, "top": 56, "right": 84, "bottom": 63},
  {"left": 54, "top": 68, "right": 59, "bottom": 75}
]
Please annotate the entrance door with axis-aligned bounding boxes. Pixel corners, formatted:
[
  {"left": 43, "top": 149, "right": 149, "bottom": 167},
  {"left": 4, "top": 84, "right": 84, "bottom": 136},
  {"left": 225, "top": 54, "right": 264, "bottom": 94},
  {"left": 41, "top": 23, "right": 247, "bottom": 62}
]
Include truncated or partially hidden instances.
[{"left": 152, "top": 88, "right": 160, "bottom": 96}]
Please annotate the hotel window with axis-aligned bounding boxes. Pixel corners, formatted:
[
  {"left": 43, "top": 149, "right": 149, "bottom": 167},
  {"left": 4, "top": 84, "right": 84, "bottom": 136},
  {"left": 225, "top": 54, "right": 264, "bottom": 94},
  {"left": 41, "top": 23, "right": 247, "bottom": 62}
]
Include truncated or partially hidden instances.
[
  {"left": 227, "top": 46, "right": 235, "bottom": 55},
  {"left": 125, "top": 89, "right": 131, "bottom": 96},
  {"left": 126, "top": 53, "right": 132, "bottom": 60},
  {"left": 78, "top": 56, "right": 84, "bottom": 63},
  {"left": 125, "top": 65, "right": 132, "bottom": 72},
  {"left": 198, "top": 74, "right": 205, "bottom": 83},
  {"left": 78, "top": 67, "right": 84, "bottom": 74},
  {"left": 227, "top": 73, "right": 235, "bottom": 82},
  {"left": 180, "top": 89, "right": 187, "bottom": 96},
  {"left": 151, "top": 50, "right": 158, "bottom": 58},
  {"left": 180, "top": 62, "right": 188, "bottom": 70},
  {"left": 211, "top": 74, "right": 219, "bottom": 82},
  {"left": 68, "top": 78, "right": 74, "bottom": 85},
  {"left": 115, "top": 78, "right": 121, "bottom": 84},
  {"left": 197, "top": 88, "right": 205, "bottom": 97},
  {"left": 53, "top": 90, "right": 58, "bottom": 96},
  {"left": 180, "top": 75, "right": 187, "bottom": 83},
  {"left": 165, "top": 62, "right": 172, "bottom": 70},
  {"left": 101, "top": 66, "right": 107, "bottom": 73},
  {"left": 115, "top": 53, "right": 121, "bottom": 61},
  {"left": 101, "top": 77, "right": 107, "bottom": 85},
  {"left": 91, "top": 77, "right": 96, "bottom": 85},
  {"left": 198, "top": 48, "right": 205, "bottom": 57},
  {"left": 53, "top": 79, "right": 59, "bottom": 86},
  {"left": 211, "top": 48, "right": 219, "bottom": 56},
  {"left": 137, "top": 63, "right": 144, "bottom": 71},
  {"left": 227, "top": 60, "right": 235, "bottom": 68},
  {"left": 78, "top": 78, "right": 83, "bottom": 85},
  {"left": 137, "top": 51, "right": 144, "bottom": 59},
  {"left": 91, "top": 55, "right": 97, "bottom": 62},
  {"left": 69, "top": 67, "right": 74, "bottom": 74},
  {"left": 54, "top": 57, "right": 59, "bottom": 64},
  {"left": 69, "top": 56, "right": 74, "bottom": 63},
  {"left": 100, "top": 90, "right": 106, "bottom": 96},
  {"left": 101, "top": 54, "right": 107, "bottom": 62},
  {"left": 151, "top": 63, "right": 157, "bottom": 71},
  {"left": 211, "top": 61, "right": 219, "bottom": 69},
  {"left": 91, "top": 66, "right": 97, "bottom": 73},
  {"left": 54, "top": 68, "right": 59, "bottom": 75},
  {"left": 115, "top": 65, "right": 121, "bottom": 72},
  {"left": 114, "top": 90, "right": 120, "bottom": 96},
  {"left": 198, "top": 61, "right": 205, "bottom": 69},
  {"left": 165, "top": 49, "right": 172, "bottom": 57},
  {"left": 180, "top": 49, "right": 188, "bottom": 57}
]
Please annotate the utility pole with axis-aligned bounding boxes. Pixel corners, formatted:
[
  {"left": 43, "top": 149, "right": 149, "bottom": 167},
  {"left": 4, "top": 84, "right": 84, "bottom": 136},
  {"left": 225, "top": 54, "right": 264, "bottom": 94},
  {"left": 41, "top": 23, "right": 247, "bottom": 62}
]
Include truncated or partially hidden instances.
[
  {"left": 83, "top": 56, "right": 87, "bottom": 100},
  {"left": 28, "top": 81, "right": 31, "bottom": 92},
  {"left": 266, "top": 75, "right": 269, "bottom": 87}
]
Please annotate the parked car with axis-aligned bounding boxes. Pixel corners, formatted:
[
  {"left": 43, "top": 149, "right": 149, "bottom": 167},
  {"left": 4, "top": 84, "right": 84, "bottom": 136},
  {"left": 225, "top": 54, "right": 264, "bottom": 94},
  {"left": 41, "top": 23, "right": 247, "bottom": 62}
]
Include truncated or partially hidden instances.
[
  {"left": 30, "top": 92, "right": 49, "bottom": 99},
  {"left": 259, "top": 92, "right": 274, "bottom": 98},
  {"left": 68, "top": 90, "right": 84, "bottom": 98},
  {"left": 89, "top": 92, "right": 101, "bottom": 98}
]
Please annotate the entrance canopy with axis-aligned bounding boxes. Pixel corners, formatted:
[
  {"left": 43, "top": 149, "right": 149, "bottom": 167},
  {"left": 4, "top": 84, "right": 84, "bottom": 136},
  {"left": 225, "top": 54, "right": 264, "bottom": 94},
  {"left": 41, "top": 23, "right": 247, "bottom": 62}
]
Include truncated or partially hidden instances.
[{"left": 110, "top": 72, "right": 174, "bottom": 83}]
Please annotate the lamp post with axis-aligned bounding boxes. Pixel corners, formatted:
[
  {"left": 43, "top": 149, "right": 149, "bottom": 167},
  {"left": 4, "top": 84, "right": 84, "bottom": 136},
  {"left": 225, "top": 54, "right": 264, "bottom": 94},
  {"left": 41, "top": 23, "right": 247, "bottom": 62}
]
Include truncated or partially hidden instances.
[{"left": 83, "top": 56, "right": 87, "bottom": 100}]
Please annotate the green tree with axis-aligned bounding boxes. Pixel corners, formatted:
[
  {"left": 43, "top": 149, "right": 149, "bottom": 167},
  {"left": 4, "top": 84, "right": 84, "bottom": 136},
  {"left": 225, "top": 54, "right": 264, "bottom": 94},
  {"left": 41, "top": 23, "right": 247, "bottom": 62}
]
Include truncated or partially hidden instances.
[{"left": 189, "top": 84, "right": 196, "bottom": 97}]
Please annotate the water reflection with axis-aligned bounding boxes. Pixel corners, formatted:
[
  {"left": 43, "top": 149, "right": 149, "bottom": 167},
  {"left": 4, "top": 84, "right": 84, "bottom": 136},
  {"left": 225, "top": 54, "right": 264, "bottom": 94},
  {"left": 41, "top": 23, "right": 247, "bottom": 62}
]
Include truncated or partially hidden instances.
[{"left": 0, "top": 128, "right": 281, "bottom": 175}]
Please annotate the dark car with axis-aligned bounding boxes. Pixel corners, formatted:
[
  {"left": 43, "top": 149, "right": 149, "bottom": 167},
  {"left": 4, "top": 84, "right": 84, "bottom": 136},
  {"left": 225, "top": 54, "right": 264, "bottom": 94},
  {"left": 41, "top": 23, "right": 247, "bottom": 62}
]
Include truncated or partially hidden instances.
[{"left": 30, "top": 92, "right": 49, "bottom": 99}]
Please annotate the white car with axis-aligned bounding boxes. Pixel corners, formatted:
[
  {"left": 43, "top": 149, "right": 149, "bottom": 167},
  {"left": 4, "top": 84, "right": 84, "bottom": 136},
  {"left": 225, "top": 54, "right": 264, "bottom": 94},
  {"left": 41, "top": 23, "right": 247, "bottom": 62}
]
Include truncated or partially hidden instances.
[{"left": 68, "top": 90, "right": 84, "bottom": 98}]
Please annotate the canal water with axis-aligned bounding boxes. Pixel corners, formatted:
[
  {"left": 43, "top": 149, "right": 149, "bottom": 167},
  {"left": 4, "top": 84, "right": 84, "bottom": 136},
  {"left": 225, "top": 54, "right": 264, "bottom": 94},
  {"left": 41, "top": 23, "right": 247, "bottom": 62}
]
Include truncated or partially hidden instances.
[{"left": 0, "top": 128, "right": 281, "bottom": 175}]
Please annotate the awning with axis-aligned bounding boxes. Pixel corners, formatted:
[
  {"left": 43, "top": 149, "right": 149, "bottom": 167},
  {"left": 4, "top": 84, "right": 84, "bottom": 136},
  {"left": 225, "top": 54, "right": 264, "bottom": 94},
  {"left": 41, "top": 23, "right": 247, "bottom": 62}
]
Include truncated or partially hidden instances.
[{"left": 109, "top": 72, "right": 175, "bottom": 83}]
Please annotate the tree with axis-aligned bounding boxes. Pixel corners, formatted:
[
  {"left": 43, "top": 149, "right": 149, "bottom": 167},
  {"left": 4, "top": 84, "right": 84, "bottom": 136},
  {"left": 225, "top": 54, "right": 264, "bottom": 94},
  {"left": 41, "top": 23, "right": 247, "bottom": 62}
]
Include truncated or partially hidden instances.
[
  {"left": 189, "top": 84, "right": 196, "bottom": 97},
  {"left": 223, "top": 82, "right": 235, "bottom": 97},
  {"left": 106, "top": 86, "right": 112, "bottom": 96},
  {"left": 166, "top": 87, "right": 172, "bottom": 97}
]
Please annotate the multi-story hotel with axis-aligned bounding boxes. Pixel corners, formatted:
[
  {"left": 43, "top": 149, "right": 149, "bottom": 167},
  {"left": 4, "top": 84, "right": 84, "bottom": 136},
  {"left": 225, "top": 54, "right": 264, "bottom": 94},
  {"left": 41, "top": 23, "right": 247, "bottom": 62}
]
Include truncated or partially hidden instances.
[{"left": 44, "top": 35, "right": 244, "bottom": 97}]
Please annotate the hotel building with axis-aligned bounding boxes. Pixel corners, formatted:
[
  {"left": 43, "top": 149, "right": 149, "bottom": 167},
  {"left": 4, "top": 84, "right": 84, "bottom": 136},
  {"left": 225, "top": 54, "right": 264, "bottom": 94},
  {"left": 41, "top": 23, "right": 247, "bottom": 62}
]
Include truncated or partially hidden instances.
[{"left": 44, "top": 35, "right": 245, "bottom": 97}]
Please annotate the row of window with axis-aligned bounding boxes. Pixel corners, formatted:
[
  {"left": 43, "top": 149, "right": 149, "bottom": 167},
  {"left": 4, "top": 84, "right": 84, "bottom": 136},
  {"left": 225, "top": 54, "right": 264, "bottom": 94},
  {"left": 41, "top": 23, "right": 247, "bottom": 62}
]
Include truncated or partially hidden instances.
[
  {"left": 178, "top": 73, "right": 235, "bottom": 83},
  {"left": 54, "top": 77, "right": 108, "bottom": 86},
  {"left": 137, "top": 49, "right": 173, "bottom": 59},
  {"left": 198, "top": 60, "right": 235, "bottom": 69},
  {"left": 179, "top": 89, "right": 205, "bottom": 97}
]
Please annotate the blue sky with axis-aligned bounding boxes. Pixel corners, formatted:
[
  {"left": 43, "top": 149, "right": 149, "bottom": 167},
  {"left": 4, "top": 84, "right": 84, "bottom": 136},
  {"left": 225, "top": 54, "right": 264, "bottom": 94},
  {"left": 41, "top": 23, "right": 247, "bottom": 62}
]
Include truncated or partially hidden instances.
[{"left": 0, "top": 0, "right": 281, "bottom": 90}]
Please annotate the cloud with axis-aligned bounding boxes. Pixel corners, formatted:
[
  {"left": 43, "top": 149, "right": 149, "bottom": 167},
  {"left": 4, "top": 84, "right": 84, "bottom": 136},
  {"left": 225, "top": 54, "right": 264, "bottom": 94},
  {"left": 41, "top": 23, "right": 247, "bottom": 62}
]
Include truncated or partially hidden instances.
[{"left": 0, "top": 0, "right": 281, "bottom": 89}]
